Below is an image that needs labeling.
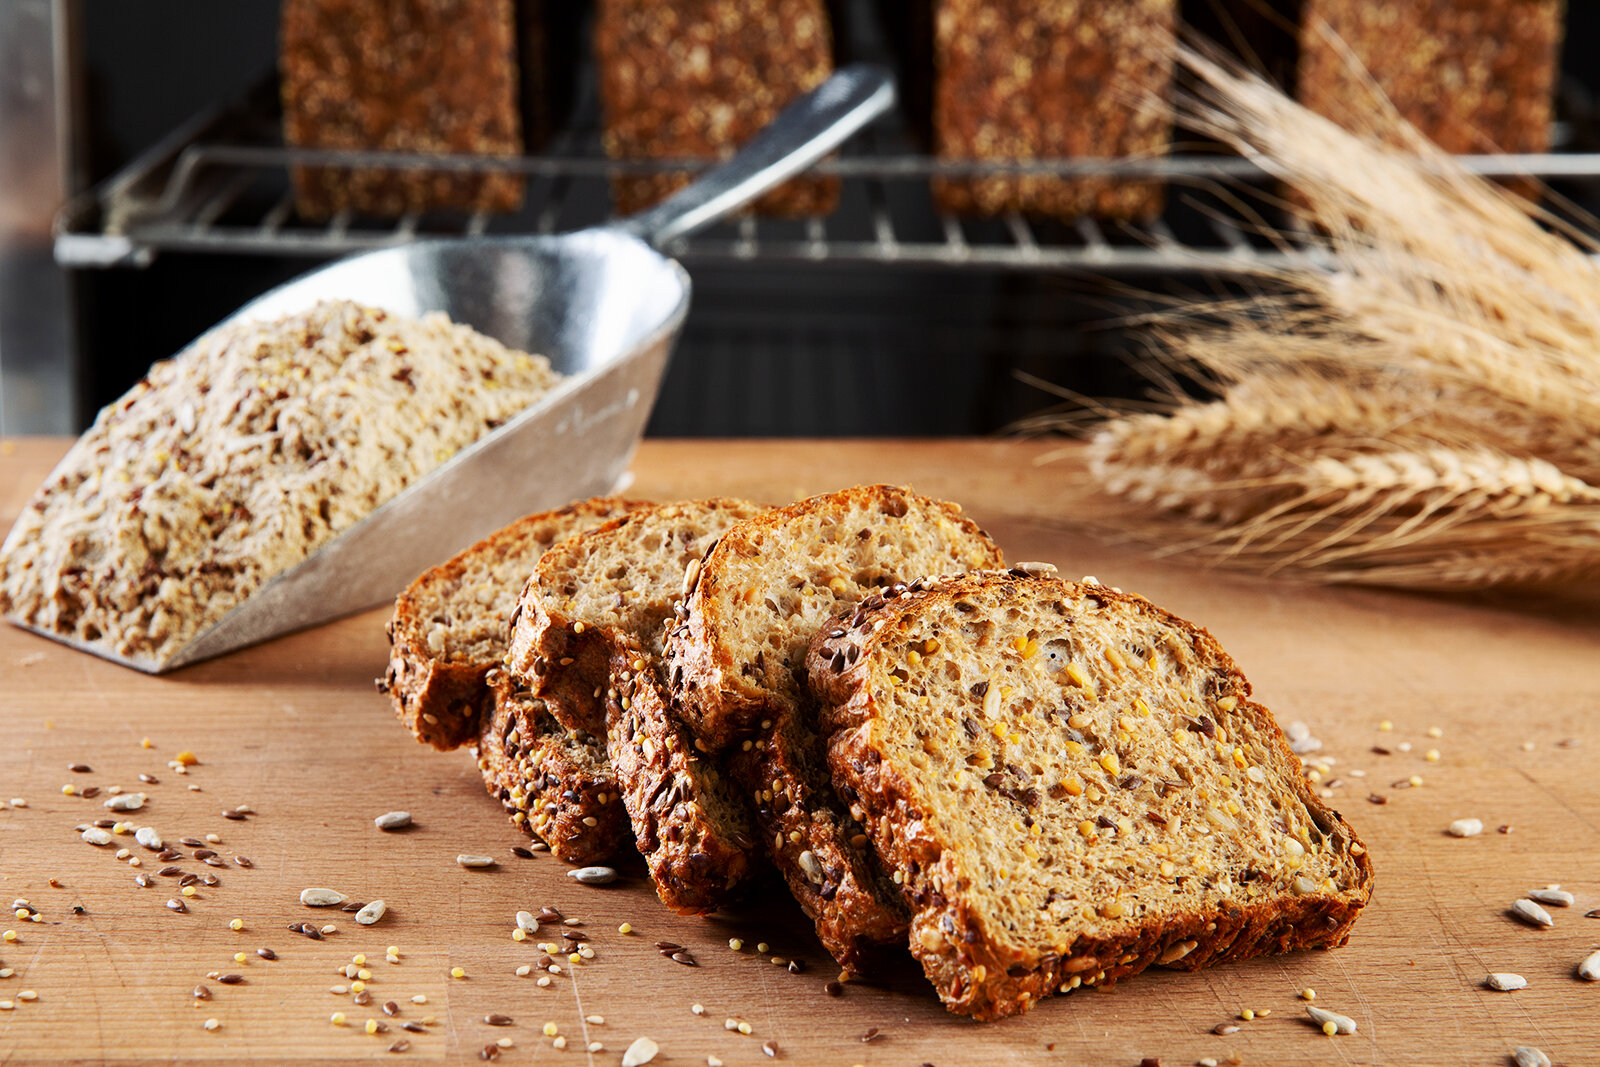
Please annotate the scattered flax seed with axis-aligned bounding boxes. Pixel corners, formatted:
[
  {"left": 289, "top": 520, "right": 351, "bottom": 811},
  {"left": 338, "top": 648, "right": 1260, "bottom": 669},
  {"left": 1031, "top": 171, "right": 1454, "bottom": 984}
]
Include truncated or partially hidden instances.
[
  {"left": 217, "top": 974, "right": 243, "bottom": 985},
  {"left": 257, "top": 947, "right": 276, "bottom": 960},
  {"left": 389, "top": 1041, "right": 410, "bottom": 1054},
  {"left": 861, "top": 1028, "right": 881, "bottom": 1042},
  {"left": 485, "top": 1014, "right": 513, "bottom": 1026},
  {"left": 402, "top": 1022, "right": 426, "bottom": 1033},
  {"left": 1213, "top": 1023, "right": 1240, "bottom": 1035}
]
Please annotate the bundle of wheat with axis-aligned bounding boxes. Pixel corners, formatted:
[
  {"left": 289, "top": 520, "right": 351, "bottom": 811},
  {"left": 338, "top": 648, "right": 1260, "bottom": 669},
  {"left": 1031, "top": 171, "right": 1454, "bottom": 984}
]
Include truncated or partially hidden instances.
[{"left": 1079, "top": 35, "right": 1600, "bottom": 590}]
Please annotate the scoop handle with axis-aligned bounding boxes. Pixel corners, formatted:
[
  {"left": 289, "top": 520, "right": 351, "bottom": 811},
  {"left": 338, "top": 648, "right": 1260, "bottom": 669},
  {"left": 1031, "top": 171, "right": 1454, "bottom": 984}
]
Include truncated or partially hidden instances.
[{"left": 613, "top": 64, "right": 895, "bottom": 248}]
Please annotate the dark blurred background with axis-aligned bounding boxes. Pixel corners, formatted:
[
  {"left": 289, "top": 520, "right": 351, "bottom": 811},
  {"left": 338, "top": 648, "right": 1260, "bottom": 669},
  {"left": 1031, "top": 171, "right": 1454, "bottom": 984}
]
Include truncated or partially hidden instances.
[{"left": 5, "top": 1, "right": 1599, "bottom": 437}]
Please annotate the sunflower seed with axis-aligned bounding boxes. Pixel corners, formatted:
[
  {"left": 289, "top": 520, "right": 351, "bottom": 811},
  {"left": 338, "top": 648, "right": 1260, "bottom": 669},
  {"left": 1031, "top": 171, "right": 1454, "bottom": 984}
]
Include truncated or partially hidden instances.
[
  {"left": 1512, "top": 899, "right": 1554, "bottom": 928},
  {"left": 1485, "top": 972, "right": 1527, "bottom": 991},
  {"left": 134, "top": 826, "right": 163, "bottom": 850},
  {"left": 568, "top": 866, "right": 617, "bottom": 885},
  {"left": 103, "top": 793, "right": 145, "bottom": 812},
  {"left": 515, "top": 911, "right": 537, "bottom": 933},
  {"left": 622, "top": 1036, "right": 660, "bottom": 1067},
  {"left": 457, "top": 855, "right": 496, "bottom": 869},
  {"left": 300, "top": 888, "right": 347, "bottom": 907},
  {"left": 374, "top": 811, "right": 412, "bottom": 831},
  {"left": 81, "top": 827, "right": 112, "bottom": 846},
  {"left": 1447, "top": 818, "right": 1483, "bottom": 838},
  {"left": 1528, "top": 888, "right": 1574, "bottom": 908},
  {"left": 1305, "top": 1006, "right": 1356, "bottom": 1034},
  {"left": 1578, "top": 949, "right": 1600, "bottom": 981},
  {"left": 356, "top": 900, "right": 388, "bottom": 926},
  {"left": 1514, "top": 1046, "right": 1551, "bottom": 1067}
]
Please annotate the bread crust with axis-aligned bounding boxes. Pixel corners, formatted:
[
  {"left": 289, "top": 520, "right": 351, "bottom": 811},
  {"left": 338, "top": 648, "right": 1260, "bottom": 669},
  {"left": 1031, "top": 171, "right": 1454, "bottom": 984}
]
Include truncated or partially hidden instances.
[
  {"left": 808, "top": 571, "right": 1374, "bottom": 1020},
  {"left": 383, "top": 498, "right": 641, "bottom": 750},
  {"left": 727, "top": 709, "right": 909, "bottom": 972},
  {"left": 609, "top": 640, "right": 762, "bottom": 914},
  {"left": 475, "top": 671, "right": 630, "bottom": 866}
]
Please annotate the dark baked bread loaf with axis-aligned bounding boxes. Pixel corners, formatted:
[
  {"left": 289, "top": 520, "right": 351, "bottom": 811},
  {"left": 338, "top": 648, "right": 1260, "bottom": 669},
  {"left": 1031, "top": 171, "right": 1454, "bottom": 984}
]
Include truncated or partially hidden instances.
[
  {"left": 667, "top": 486, "right": 1005, "bottom": 971},
  {"left": 807, "top": 571, "right": 1373, "bottom": 1020},
  {"left": 593, "top": 0, "right": 839, "bottom": 216},
  {"left": 507, "top": 500, "right": 768, "bottom": 913},
  {"left": 280, "top": 0, "right": 532, "bottom": 218},
  {"left": 1297, "top": 0, "right": 1562, "bottom": 158},
  {"left": 475, "top": 670, "right": 629, "bottom": 865},
  {"left": 382, "top": 498, "right": 640, "bottom": 751},
  {"left": 931, "top": 0, "right": 1176, "bottom": 220}
]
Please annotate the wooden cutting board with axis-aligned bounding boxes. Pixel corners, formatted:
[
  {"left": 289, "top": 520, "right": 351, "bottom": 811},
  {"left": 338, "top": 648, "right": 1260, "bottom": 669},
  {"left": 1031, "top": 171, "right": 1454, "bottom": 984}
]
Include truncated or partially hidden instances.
[{"left": 2, "top": 436, "right": 1598, "bottom": 1067}]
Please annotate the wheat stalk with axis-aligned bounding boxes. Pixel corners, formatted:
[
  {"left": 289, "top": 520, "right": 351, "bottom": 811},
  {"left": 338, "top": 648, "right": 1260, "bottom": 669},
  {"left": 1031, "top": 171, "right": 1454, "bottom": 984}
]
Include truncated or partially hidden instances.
[{"left": 1072, "top": 38, "right": 1600, "bottom": 589}]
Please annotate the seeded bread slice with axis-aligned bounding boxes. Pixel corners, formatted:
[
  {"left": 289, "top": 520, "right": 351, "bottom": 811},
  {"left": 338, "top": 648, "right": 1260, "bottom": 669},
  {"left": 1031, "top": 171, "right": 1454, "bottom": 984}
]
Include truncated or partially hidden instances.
[
  {"left": 506, "top": 499, "right": 768, "bottom": 913},
  {"left": 475, "top": 670, "right": 630, "bottom": 865},
  {"left": 506, "top": 498, "right": 767, "bottom": 735},
  {"left": 382, "top": 498, "right": 640, "bottom": 750},
  {"left": 806, "top": 571, "right": 1374, "bottom": 1021},
  {"left": 665, "top": 485, "right": 1005, "bottom": 971}
]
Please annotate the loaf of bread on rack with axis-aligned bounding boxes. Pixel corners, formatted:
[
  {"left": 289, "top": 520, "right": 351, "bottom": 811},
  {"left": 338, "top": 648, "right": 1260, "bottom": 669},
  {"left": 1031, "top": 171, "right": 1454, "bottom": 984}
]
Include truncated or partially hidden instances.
[
  {"left": 593, "top": 0, "right": 840, "bottom": 217},
  {"left": 807, "top": 570, "right": 1374, "bottom": 1019},
  {"left": 1297, "top": 0, "right": 1563, "bottom": 160},
  {"left": 507, "top": 500, "right": 768, "bottom": 914},
  {"left": 931, "top": 0, "right": 1176, "bottom": 220},
  {"left": 280, "top": 0, "right": 540, "bottom": 217},
  {"left": 383, "top": 497, "right": 642, "bottom": 751}
]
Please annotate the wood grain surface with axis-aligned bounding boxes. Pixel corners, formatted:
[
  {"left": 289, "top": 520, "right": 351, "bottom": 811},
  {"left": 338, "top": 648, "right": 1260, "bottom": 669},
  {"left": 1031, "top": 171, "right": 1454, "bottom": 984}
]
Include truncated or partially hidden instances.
[{"left": 2, "top": 436, "right": 1599, "bottom": 1067}]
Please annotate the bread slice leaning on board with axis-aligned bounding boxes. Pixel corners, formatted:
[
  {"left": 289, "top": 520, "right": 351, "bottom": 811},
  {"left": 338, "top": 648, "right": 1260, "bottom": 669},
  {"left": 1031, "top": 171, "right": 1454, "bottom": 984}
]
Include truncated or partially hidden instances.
[
  {"left": 665, "top": 485, "right": 1007, "bottom": 972},
  {"left": 506, "top": 500, "right": 769, "bottom": 914},
  {"left": 806, "top": 569, "right": 1374, "bottom": 1020}
]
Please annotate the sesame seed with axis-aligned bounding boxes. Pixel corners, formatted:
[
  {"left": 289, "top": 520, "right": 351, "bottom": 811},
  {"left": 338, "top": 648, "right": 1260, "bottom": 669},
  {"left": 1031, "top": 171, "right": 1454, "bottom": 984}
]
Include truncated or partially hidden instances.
[
  {"left": 515, "top": 965, "right": 532, "bottom": 977},
  {"left": 692, "top": 1004, "right": 705, "bottom": 1015},
  {"left": 203, "top": 1018, "right": 220, "bottom": 1031},
  {"left": 411, "top": 995, "right": 427, "bottom": 1004}
]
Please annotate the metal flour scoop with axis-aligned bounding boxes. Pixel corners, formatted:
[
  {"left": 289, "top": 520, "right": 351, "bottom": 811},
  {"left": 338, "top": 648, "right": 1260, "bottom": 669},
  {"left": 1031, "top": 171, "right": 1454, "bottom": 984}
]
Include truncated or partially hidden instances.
[{"left": 11, "top": 65, "right": 894, "bottom": 673}]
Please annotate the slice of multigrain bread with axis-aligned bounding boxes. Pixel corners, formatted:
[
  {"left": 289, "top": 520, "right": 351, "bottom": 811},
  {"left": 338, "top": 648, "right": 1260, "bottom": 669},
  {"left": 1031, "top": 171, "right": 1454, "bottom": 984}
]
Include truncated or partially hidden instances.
[
  {"left": 382, "top": 498, "right": 640, "bottom": 750},
  {"left": 806, "top": 571, "right": 1374, "bottom": 1021},
  {"left": 665, "top": 485, "right": 1006, "bottom": 970},
  {"left": 507, "top": 500, "right": 768, "bottom": 913},
  {"left": 475, "top": 670, "right": 629, "bottom": 865},
  {"left": 506, "top": 498, "right": 765, "bottom": 734}
]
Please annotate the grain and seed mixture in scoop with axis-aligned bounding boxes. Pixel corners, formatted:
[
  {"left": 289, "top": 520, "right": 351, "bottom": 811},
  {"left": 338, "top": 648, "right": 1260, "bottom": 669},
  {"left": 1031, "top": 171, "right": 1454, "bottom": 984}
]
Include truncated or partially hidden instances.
[{"left": 0, "top": 299, "right": 561, "bottom": 663}]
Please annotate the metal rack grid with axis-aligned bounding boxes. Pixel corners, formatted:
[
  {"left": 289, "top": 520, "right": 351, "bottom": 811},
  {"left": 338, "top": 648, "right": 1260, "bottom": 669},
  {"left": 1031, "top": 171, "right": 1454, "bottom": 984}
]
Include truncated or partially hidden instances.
[{"left": 54, "top": 84, "right": 1600, "bottom": 275}]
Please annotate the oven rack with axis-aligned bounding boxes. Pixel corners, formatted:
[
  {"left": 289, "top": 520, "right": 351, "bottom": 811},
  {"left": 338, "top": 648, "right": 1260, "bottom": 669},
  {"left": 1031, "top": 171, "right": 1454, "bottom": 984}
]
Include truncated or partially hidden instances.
[{"left": 54, "top": 88, "right": 1600, "bottom": 275}]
